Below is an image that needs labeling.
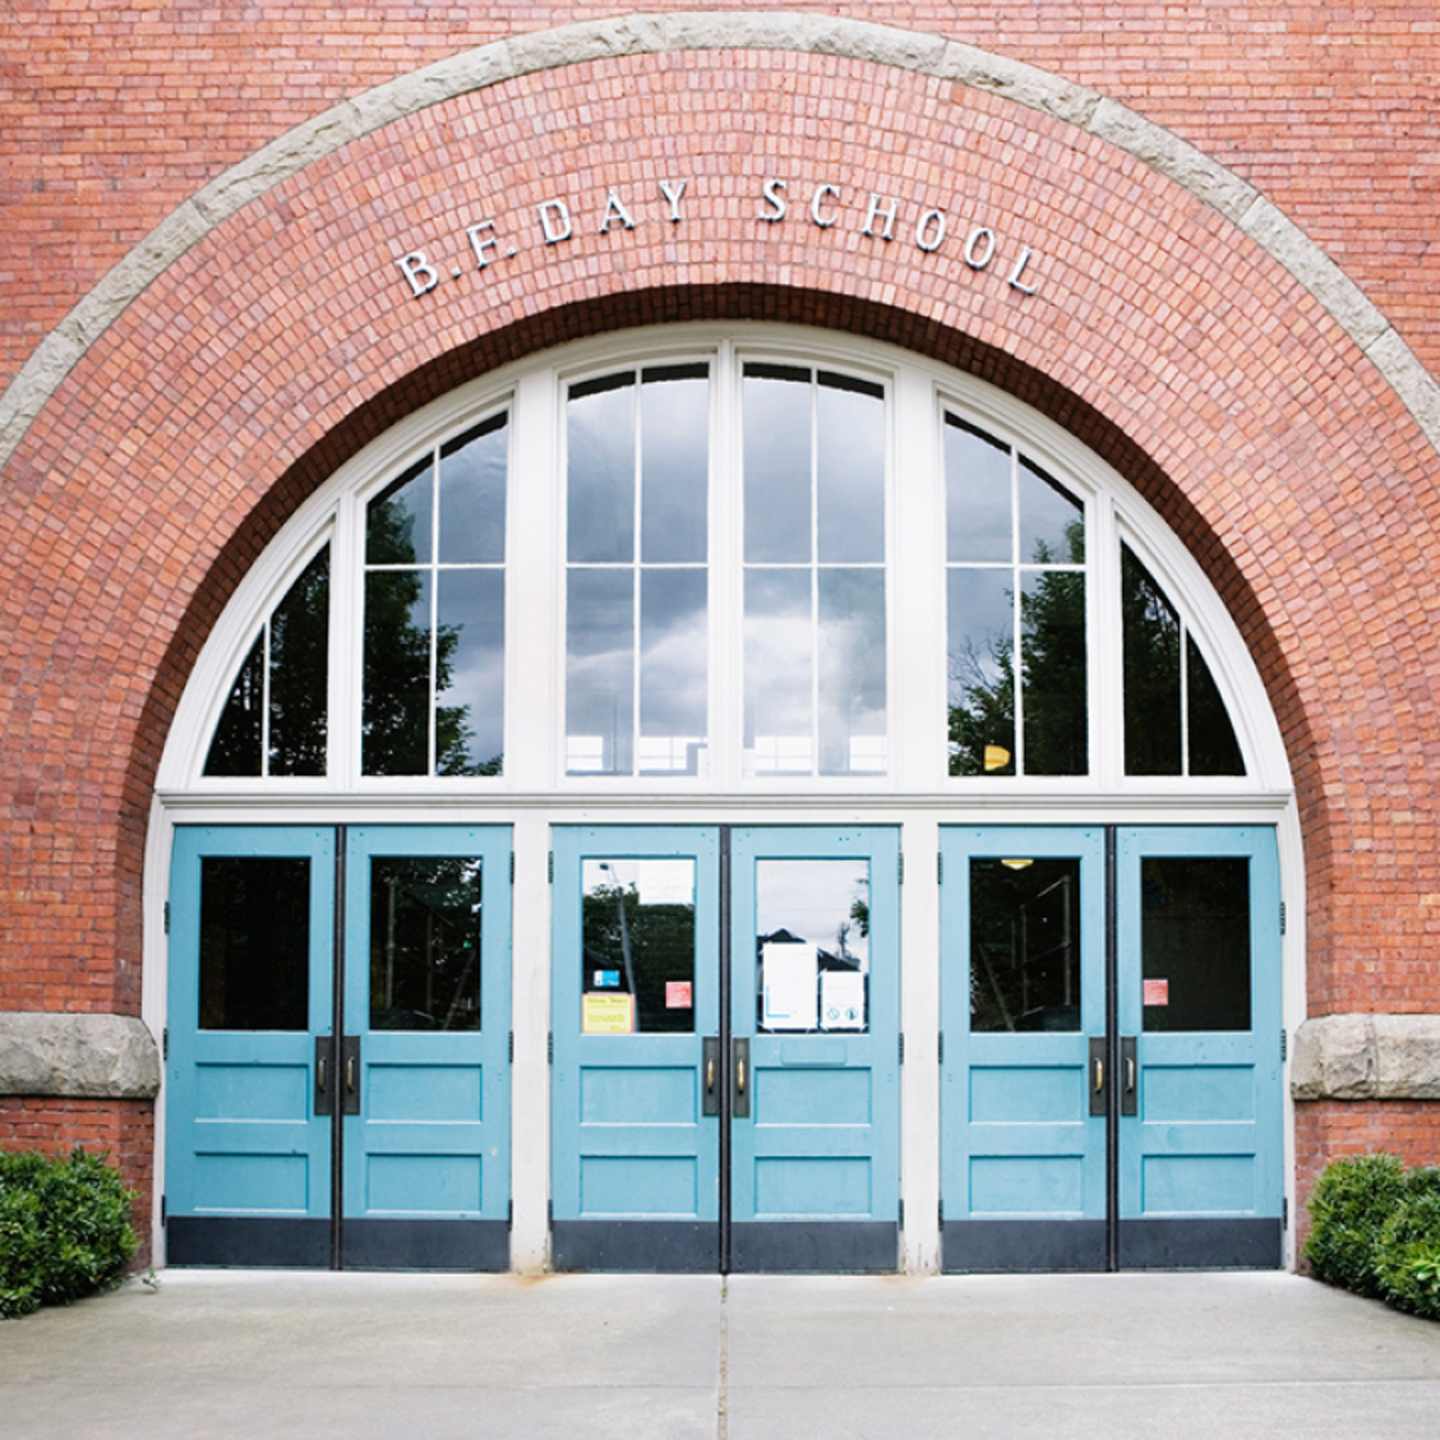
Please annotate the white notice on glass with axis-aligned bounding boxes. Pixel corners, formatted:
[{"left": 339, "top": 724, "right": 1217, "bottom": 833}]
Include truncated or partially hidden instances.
[
  {"left": 820, "top": 970, "right": 865, "bottom": 1031},
  {"left": 762, "top": 942, "right": 818, "bottom": 1032}
]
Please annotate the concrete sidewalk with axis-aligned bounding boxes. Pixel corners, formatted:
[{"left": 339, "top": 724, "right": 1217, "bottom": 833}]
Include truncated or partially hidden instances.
[{"left": 2, "top": 1271, "right": 1438, "bottom": 1439}]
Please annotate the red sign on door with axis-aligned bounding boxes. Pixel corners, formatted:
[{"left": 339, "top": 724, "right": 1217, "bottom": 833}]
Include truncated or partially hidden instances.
[
  {"left": 666, "top": 980, "right": 693, "bottom": 1009},
  {"left": 1143, "top": 978, "right": 1169, "bottom": 1007}
]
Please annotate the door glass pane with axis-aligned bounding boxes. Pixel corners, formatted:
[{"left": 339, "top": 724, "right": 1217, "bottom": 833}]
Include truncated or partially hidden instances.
[
  {"left": 640, "top": 568, "right": 707, "bottom": 776},
  {"left": 816, "top": 371, "right": 884, "bottom": 563},
  {"left": 367, "top": 456, "right": 433, "bottom": 565},
  {"left": 1141, "top": 857, "right": 1251, "bottom": 1032},
  {"left": 362, "top": 569, "right": 431, "bottom": 776},
  {"left": 754, "top": 859, "right": 870, "bottom": 1035},
  {"left": 641, "top": 364, "right": 708, "bottom": 564},
  {"left": 438, "top": 415, "right": 507, "bottom": 565},
  {"left": 580, "top": 859, "right": 696, "bottom": 1033},
  {"left": 947, "top": 567, "right": 1015, "bottom": 776},
  {"left": 199, "top": 856, "right": 310, "bottom": 1030},
  {"left": 566, "top": 568, "right": 634, "bottom": 775},
  {"left": 744, "top": 567, "right": 813, "bottom": 775},
  {"left": 818, "top": 567, "right": 887, "bottom": 775},
  {"left": 436, "top": 568, "right": 504, "bottom": 777},
  {"left": 1021, "top": 569, "right": 1087, "bottom": 776},
  {"left": 743, "top": 364, "right": 811, "bottom": 563},
  {"left": 369, "top": 857, "right": 482, "bottom": 1031},
  {"left": 968, "top": 858, "right": 1081, "bottom": 1033},
  {"left": 267, "top": 545, "right": 330, "bottom": 777},
  {"left": 568, "top": 373, "right": 635, "bottom": 564},
  {"left": 945, "top": 417, "right": 1011, "bottom": 563}
]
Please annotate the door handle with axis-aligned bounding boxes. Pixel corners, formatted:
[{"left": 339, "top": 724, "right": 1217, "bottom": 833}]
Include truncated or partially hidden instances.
[
  {"left": 342, "top": 1035, "right": 361, "bottom": 1115},
  {"left": 732, "top": 1037, "right": 751, "bottom": 1119},
  {"left": 314, "top": 1036, "right": 334, "bottom": 1116},
  {"left": 1121, "top": 1035, "right": 1138, "bottom": 1117},
  {"left": 1088, "top": 1036, "right": 1107, "bottom": 1116},
  {"left": 701, "top": 1036, "right": 721, "bottom": 1117}
]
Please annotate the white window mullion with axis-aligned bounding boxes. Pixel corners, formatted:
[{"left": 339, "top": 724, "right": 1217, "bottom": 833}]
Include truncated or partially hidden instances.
[
  {"left": 712, "top": 342, "right": 740, "bottom": 786},
  {"left": 1090, "top": 497, "right": 1124, "bottom": 789},
  {"left": 809, "top": 371, "right": 821, "bottom": 777},
  {"left": 259, "top": 618, "right": 272, "bottom": 779},
  {"left": 631, "top": 378, "right": 643, "bottom": 777},
  {"left": 1010, "top": 444, "right": 1025, "bottom": 777},
  {"left": 1179, "top": 618, "right": 1192, "bottom": 778}
]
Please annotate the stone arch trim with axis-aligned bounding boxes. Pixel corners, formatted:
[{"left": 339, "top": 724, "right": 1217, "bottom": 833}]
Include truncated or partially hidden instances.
[{"left": 0, "top": 9, "right": 1437, "bottom": 473}]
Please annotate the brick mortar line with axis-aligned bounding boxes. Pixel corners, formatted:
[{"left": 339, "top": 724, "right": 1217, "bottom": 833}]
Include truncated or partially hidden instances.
[{"left": 1, "top": 10, "right": 1437, "bottom": 473}]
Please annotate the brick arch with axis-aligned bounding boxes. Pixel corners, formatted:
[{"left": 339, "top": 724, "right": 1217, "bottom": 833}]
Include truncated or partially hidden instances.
[{"left": 3, "top": 40, "right": 1436, "bottom": 1019}]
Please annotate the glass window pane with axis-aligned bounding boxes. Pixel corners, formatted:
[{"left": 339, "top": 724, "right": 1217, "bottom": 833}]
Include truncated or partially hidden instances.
[
  {"left": 566, "top": 568, "right": 634, "bottom": 775},
  {"left": 818, "top": 567, "right": 887, "bottom": 776},
  {"left": 267, "top": 545, "right": 329, "bottom": 778},
  {"left": 1187, "top": 636, "right": 1245, "bottom": 776},
  {"left": 744, "top": 567, "right": 813, "bottom": 775},
  {"left": 744, "top": 364, "right": 812, "bottom": 563},
  {"left": 363, "top": 569, "right": 431, "bottom": 776},
  {"left": 1021, "top": 569, "right": 1087, "bottom": 775},
  {"left": 438, "top": 415, "right": 507, "bottom": 565},
  {"left": 369, "top": 857, "right": 482, "bottom": 1031},
  {"left": 199, "top": 857, "right": 309, "bottom": 1029},
  {"left": 204, "top": 632, "right": 263, "bottom": 777},
  {"left": 816, "top": 371, "right": 884, "bottom": 563},
  {"left": 1019, "top": 457, "right": 1084, "bottom": 565},
  {"left": 641, "top": 365, "right": 708, "bottom": 564},
  {"left": 947, "top": 567, "right": 1015, "bottom": 776},
  {"left": 945, "top": 417, "right": 1011, "bottom": 563},
  {"left": 640, "top": 568, "right": 707, "bottom": 776},
  {"left": 367, "top": 456, "right": 432, "bottom": 565},
  {"left": 436, "top": 569, "right": 504, "bottom": 777},
  {"left": 968, "top": 858, "right": 1081, "bottom": 1033},
  {"left": 581, "top": 859, "right": 695, "bottom": 1034},
  {"left": 755, "top": 859, "right": 870, "bottom": 1035},
  {"left": 1141, "top": 857, "right": 1251, "bottom": 1032},
  {"left": 568, "top": 373, "right": 635, "bottom": 564},
  {"left": 1121, "top": 546, "right": 1181, "bottom": 775}
]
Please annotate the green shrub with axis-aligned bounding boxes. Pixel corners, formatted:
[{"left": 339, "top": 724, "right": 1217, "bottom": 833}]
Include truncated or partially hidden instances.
[
  {"left": 1304, "top": 1152, "right": 1407, "bottom": 1297},
  {"left": 1375, "top": 1168, "right": 1440, "bottom": 1321},
  {"left": 0, "top": 1148, "right": 138, "bottom": 1319}
]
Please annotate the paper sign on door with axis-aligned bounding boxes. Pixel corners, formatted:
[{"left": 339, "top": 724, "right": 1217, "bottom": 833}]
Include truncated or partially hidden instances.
[
  {"left": 761, "top": 942, "right": 818, "bottom": 1031},
  {"left": 665, "top": 980, "right": 693, "bottom": 1010},
  {"left": 820, "top": 970, "right": 865, "bottom": 1030},
  {"left": 1143, "top": 978, "right": 1170, "bottom": 1007},
  {"left": 583, "top": 992, "right": 635, "bottom": 1034}
]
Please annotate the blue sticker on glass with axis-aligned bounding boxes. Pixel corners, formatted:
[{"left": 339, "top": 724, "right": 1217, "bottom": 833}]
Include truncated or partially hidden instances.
[{"left": 593, "top": 969, "right": 621, "bottom": 989}]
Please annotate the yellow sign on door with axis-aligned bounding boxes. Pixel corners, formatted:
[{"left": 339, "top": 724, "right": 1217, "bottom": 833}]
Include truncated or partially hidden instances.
[{"left": 582, "top": 992, "right": 636, "bottom": 1035}]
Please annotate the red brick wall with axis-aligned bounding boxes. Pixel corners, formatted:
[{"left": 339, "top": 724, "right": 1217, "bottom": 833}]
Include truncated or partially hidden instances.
[
  {"left": 1295, "top": 1100, "right": 1440, "bottom": 1255},
  {"left": 0, "top": 1099, "right": 155, "bottom": 1266}
]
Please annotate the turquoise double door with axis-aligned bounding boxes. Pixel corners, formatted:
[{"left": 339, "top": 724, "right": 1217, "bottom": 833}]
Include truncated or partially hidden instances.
[
  {"left": 165, "top": 825, "right": 511, "bottom": 1269},
  {"left": 940, "top": 825, "right": 1284, "bottom": 1271},
  {"left": 551, "top": 825, "right": 902, "bottom": 1273}
]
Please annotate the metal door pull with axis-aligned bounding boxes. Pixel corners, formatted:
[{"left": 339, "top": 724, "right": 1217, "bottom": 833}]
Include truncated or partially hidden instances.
[{"left": 1093, "top": 1058, "right": 1104, "bottom": 1093}]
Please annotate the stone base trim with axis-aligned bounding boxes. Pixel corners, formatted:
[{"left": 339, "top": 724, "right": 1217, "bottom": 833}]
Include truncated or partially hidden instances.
[
  {"left": 1291, "top": 1013, "right": 1440, "bottom": 1101},
  {"left": 0, "top": 1012, "right": 160, "bottom": 1099}
]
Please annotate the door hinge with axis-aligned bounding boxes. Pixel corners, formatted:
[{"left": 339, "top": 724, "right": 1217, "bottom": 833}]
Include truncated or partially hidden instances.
[
  {"left": 508, "top": 1029, "right": 514, "bottom": 1063},
  {"left": 1280, "top": 1028, "right": 1287, "bottom": 1062},
  {"left": 547, "top": 850, "right": 554, "bottom": 884},
  {"left": 1282, "top": 1196, "right": 1289, "bottom": 1230},
  {"left": 898, "top": 852, "right": 905, "bottom": 886},
  {"left": 163, "top": 900, "right": 170, "bottom": 935},
  {"left": 547, "top": 1199, "right": 554, "bottom": 1226},
  {"left": 162, "top": 1026, "right": 168, "bottom": 1061},
  {"left": 898, "top": 1198, "right": 905, "bottom": 1230},
  {"left": 510, "top": 852, "right": 515, "bottom": 884},
  {"left": 507, "top": 1199, "right": 513, "bottom": 1230},
  {"left": 160, "top": 1194, "right": 167, "bottom": 1225},
  {"left": 1280, "top": 901, "right": 1287, "bottom": 936},
  {"left": 938, "top": 1199, "right": 944, "bottom": 1226},
  {"left": 937, "top": 851, "right": 943, "bottom": 884},
  {"left": 898, "top": 1033, "right": 905, "bottom": 1065},
  {"left": 547, "top": 1031, "right": 554, "bottom": 1064},
  {"left": 937, "top": 1031, "right": 944, "bottom": 1065}
]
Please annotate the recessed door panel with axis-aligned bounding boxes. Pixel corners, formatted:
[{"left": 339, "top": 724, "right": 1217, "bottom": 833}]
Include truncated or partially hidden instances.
[
  {"left": 940, "top": 827, "right": 1107, "bottom": 1272},
  {"left": 550, "top": 826, "right": 721, "bottom": 1272},
  {"left": 165, "top": 826, "right": 335, "bottom": 1267},
  {"left": 341, "top": 826, "right": 512, "bottom": 1270}
]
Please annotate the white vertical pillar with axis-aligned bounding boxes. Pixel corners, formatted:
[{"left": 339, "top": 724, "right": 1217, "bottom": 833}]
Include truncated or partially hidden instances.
[
  {"left": 509, "top": 814, "right": 552, "bottom": 1271},
  {"left": 900, "top": 812, "right": 941, "bottom": 1273}
]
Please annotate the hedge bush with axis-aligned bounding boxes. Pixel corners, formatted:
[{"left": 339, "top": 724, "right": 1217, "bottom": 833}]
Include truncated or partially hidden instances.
[
  {"left": 1375, "top": 1168, "right": 1440, "bottom": 1321},
  {"left": 1304, "top": 1152, "right": 1407, "bottom": 1298},
  {"left": 0, "top": 1148, "right": 138, "bottom": 1319}
]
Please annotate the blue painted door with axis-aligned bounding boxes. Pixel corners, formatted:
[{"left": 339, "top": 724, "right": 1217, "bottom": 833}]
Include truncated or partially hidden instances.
[
  {"left": 729, "top": 826, "right": 901, "bottom": 1273},
  {"left": 939, "top": 826, "right": 1107, "bottom": 1271},
  {"left": 1116, "top": 826, "right": 1283, "bottom": 1267},
  {"left": 165, "top": 826, "right": 336, "bottom": 1266},
  {"left": 340, "top": 826, "right": 512, "bottom": 1269},
  {"left": 550, "top": 826, "right": 721, "bottom": 1271}
]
